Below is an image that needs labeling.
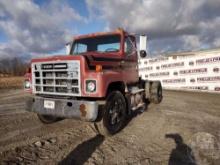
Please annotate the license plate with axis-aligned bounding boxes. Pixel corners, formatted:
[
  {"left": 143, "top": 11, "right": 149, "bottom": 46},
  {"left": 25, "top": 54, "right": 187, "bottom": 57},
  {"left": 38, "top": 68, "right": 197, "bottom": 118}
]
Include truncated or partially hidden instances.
[{"left": 44, "top": 100, "right": 55, "bottom": 109}]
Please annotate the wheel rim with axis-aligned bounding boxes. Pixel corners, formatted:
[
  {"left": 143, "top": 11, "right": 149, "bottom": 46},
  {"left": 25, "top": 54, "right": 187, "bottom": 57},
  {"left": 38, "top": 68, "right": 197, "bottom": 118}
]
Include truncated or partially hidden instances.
[{"left": 108, "top": 98, "right": 123, "bottom": 126}]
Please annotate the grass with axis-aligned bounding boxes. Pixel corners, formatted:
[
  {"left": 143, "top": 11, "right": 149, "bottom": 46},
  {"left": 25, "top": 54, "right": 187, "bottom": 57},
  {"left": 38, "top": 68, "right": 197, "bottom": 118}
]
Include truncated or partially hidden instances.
[{"left": 0, "top": 77, "right": 24, "bottom": 89}]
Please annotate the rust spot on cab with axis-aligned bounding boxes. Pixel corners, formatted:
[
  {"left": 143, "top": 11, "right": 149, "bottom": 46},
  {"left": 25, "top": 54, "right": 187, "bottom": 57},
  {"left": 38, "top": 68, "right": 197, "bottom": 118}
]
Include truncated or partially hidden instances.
[{"left": 80, "top": 104, "right": 86, "bottom": 117}]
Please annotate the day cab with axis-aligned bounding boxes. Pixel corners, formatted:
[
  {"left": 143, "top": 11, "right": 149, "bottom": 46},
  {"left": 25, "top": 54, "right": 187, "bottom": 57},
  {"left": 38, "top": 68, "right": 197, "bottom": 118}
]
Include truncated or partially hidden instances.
[{"left": 25, "top": 29, "right": 162, "bottom": 136}]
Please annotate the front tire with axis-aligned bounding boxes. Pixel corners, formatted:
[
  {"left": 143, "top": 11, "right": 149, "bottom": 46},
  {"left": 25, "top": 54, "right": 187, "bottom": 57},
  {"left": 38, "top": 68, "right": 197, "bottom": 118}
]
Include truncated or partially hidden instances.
[
  {"left": 37, "top": 114, "right": 59, "bottom": 124},
  {"left": 94, "top": 91, "right": 127, "bottom": 136}
]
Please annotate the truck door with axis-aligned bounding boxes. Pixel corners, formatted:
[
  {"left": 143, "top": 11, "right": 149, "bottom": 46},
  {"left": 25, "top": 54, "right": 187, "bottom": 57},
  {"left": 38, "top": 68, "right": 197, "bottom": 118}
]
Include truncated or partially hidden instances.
[{"left": 123, "top": 36, "right": 139, "bottom": 83}]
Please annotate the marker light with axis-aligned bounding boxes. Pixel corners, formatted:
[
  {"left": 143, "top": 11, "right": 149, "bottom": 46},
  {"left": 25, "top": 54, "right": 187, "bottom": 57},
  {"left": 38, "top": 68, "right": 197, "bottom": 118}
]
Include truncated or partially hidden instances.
[{"left": 96, "top": 65, "right": 102, "bottom": 72}]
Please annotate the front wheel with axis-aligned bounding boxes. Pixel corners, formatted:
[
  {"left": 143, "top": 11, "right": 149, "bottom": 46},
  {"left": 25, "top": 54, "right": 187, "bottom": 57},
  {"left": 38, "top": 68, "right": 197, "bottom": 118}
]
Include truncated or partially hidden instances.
[
  {"left": 94, "top": 91, "right": 127, "bottom": 136},
  {"left": 37, "top": 114, "right": 59, "bottom": 124}
]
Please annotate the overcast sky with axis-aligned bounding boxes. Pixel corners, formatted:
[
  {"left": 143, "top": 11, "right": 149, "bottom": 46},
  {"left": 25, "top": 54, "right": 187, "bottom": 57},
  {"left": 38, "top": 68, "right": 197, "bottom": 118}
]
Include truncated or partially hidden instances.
[{"left": 0, "top": 0, "right": 220, "bottom": 59}]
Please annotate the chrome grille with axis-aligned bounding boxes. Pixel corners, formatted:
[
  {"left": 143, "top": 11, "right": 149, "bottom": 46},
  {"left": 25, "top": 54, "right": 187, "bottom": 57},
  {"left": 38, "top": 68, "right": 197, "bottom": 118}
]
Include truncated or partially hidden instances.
[{"left": 32, "top": 61, "right": 81, "bottom": 96}]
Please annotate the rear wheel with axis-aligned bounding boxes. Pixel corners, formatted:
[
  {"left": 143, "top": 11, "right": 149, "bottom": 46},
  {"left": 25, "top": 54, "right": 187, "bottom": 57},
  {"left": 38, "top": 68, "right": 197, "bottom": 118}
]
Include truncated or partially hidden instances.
[
  {"left": 150, "top": 81, "right": 163, "bottom": 104},
  {"left": 94, "top": 91, "right": 127, "bottom": 136},
  {"left": 145, "top": 81, "right": 151, "bottom": 99},
  {"left": 37, "top": 114, "right": 59, "bottom": 124}
]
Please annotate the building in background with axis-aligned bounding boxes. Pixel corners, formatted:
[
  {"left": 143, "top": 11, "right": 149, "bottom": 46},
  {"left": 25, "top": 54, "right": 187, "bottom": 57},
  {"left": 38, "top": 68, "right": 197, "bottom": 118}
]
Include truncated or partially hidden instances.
[{"left": 139, "top": 48, "right": 220, "bottom": 93}]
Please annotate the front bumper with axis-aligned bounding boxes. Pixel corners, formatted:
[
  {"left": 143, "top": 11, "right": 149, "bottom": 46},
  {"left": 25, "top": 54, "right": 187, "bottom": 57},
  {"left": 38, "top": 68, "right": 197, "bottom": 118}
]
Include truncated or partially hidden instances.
[{"left": 26, "top": 96, "right": 102, "bottom": 122}]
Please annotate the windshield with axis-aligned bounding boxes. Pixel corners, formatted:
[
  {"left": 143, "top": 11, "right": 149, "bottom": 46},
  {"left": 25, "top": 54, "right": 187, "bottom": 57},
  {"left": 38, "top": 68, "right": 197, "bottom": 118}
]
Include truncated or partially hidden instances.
[{"left": 70, "top": 34, "right": 121, "bottom": 54}]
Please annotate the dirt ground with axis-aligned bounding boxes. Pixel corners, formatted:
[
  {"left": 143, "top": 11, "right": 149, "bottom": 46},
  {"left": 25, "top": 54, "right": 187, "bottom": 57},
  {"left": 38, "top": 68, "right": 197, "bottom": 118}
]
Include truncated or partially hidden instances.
[{"left": 0, "top": 89, "right": 219, "bottom": 165}]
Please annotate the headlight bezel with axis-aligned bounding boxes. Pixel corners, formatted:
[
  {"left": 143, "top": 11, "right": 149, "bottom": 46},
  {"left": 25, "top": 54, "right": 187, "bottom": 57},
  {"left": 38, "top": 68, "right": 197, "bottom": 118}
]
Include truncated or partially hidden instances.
[
  {"left": 24, "top": 80, "right": 31, "bottom": 89},
  {"left": 86, "top": 80, "right": 96, "bottom": 93}
]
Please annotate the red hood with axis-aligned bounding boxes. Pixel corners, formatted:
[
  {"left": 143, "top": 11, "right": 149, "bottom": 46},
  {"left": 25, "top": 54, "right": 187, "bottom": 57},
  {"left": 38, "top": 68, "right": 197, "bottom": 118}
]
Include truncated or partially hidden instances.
[
  {"left": 31, "top": 53, "right": 123, "bottom": 66},
  {"left": 31, "top": 55, "right": 83, "bottom": 63}
]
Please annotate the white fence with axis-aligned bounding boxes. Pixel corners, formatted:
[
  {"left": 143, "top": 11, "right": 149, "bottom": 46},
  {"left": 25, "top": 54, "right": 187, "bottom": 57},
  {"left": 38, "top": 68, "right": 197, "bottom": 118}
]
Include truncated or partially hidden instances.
[{"left": 139, "top": 49, "right": 220, "bottom": 93}]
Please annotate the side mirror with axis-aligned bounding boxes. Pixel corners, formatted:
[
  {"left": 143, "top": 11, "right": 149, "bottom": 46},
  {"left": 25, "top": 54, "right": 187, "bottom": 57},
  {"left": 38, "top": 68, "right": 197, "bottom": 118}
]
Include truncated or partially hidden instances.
[
  {"left": 139, "top": 35, "right": 147, "bottom": 58},
  {"left": 65, "top": 42, "right": 72, "bottom": 55},
  {"left": 140, "top": 50, "right": 147, "bottom": 58}
]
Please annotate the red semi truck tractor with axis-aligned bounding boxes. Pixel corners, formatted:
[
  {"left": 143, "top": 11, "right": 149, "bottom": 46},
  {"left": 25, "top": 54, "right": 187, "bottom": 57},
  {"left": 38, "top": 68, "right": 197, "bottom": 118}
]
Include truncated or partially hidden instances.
[{"left": 25, "top": 29, "right": 162, "bottom": 136}]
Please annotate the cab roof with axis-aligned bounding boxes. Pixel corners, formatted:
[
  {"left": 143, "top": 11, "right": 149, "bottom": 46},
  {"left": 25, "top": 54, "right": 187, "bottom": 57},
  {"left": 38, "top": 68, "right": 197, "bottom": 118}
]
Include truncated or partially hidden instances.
[{"left": 73, "top": 28, "right": 130, "bottom": 40}]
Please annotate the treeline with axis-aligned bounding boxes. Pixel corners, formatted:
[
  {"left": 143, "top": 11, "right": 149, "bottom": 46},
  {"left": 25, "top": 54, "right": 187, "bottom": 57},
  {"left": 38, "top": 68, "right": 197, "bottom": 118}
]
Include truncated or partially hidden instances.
[{"left": 0, "top": 58, "right": 29, "bottom": 76}]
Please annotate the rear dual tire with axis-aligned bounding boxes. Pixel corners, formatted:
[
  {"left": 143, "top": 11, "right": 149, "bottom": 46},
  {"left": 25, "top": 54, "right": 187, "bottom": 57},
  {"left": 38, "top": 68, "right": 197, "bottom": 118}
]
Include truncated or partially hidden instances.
[{"left": 145, "top": 81, "right": 163, "bottom": 104}]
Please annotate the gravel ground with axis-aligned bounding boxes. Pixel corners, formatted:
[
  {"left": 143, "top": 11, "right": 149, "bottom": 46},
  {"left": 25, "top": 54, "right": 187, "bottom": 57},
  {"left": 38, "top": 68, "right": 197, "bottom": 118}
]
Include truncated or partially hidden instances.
[{"left": 0, "top": 89, "right": 219, "bottom": 165}]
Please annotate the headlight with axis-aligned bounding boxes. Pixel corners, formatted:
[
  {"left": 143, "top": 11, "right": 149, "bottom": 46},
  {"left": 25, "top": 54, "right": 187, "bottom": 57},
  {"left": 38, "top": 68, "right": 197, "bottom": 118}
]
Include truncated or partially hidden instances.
[
  {"left": 86, "top": 80, "right": 96, "bottom": 92},
  {"left": 24, "top": 80, "right": 31, "bottom": 89}
]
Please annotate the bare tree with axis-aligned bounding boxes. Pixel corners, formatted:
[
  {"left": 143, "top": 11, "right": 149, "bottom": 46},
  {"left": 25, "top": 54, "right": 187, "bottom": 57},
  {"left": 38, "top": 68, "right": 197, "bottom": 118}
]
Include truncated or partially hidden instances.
[{"left": 0, "top": 58, "right": 28, "bottom": 76}]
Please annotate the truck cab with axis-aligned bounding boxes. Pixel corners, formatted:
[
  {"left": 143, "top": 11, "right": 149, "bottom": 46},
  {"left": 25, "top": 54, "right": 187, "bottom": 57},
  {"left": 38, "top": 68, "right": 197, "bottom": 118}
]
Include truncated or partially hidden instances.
[{"left": 25, "top": 29, "right": 162, "bottom": 136}]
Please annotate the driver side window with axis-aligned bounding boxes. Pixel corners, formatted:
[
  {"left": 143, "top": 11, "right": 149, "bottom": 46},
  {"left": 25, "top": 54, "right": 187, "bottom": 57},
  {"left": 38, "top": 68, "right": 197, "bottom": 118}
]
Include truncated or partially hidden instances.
[{"left": 124, "top": 37, "right": 134, "bottom": 56}]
